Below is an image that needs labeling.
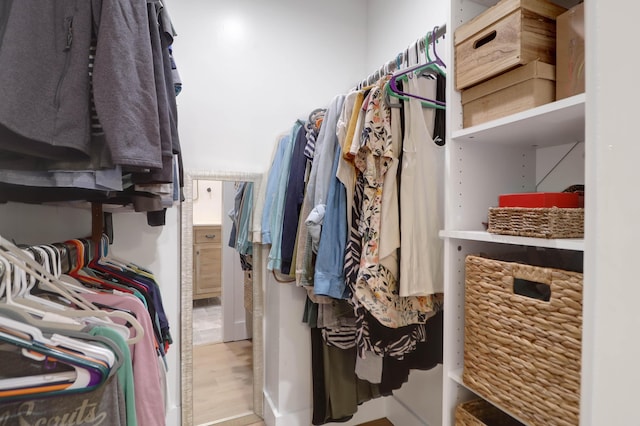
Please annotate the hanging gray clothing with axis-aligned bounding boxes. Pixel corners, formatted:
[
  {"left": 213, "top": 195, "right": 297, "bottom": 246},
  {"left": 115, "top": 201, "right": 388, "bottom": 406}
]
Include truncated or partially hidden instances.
[
  {"left": 0, "top": 0, "right": 164, "bottom": 169},
  {"left": 0, "top": 0, "right": 94, "bottom": 162}
]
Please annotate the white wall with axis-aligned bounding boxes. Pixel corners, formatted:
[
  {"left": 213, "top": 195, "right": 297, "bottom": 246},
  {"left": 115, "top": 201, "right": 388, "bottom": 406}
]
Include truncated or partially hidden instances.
[
  {"left": 170, "top": 0, "right": 369, "bottom": 175},
  {"left": 365, "top": 0, "right": 449, "bottom": 73},
  {"left": 536, "top": 142, "right": 585, "bottom": 193},
  {"left": 0, "top": 203, "right": 92, "bottom": 245},
  {"left": 192, "top": 179, "right": 222, "bottom": 225}
]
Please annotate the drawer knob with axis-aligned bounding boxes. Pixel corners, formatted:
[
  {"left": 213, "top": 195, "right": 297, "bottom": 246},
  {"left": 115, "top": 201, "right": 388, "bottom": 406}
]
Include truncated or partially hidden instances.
[{"left": 205, "top": 234, "right": 216, "bottom": 239}]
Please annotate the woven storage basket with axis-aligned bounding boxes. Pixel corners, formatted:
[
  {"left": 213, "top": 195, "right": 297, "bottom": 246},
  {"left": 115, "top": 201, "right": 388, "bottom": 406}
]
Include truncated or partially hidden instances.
[
  {"left": 456, "top": 399, "right": 525, "bottom": 426},
  {"left": 487, "top": 207, "right": 584, "bottom": 238},
  {"left": 464, "top": 255, "right": 583, "bottom": 426}
]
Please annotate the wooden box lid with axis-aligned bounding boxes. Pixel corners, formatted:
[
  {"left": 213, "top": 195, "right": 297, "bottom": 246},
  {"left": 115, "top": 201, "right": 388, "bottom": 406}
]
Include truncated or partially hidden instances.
[{"left": 454, "top": 0, "right": 567, "bottom": 45}]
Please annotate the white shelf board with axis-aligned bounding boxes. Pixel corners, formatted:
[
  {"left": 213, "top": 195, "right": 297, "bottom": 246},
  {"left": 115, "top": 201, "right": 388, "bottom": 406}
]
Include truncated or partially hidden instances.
[
  {"left": 452, "top": 93, "right": 585, "bottom": 147},
  {"left": 440, "top": 230, "right": 584, "bottom": 251}
]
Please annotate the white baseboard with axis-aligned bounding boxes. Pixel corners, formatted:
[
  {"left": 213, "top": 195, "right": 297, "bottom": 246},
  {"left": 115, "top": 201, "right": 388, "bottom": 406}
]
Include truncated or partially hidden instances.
[
  {"left": 264, "top": 391, "right": 391, "bottom": 426},
  {"left": 233, "top": 320, "right": 250, "bottom": 340},
  {"left": 224, "top": 320, "right": 250, "bottom": 342},
  {"left": 386, "top": 395, "right": 430, "bottom": 426},
  {"left": 165, "top": 405, "right": 181, "bottom": 426},
  {"left": 263, "top": 391, "right": 312, "bottom": 426}
]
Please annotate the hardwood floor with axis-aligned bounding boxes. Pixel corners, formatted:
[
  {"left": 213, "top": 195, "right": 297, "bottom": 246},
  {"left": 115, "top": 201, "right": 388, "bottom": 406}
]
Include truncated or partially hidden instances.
[
  {"left": 193, "top": 340, "right": 254, "bottom": 425},
  {"left": 193, "top": 297, "right": 223, "bottom": 346},
  {"left": 357, "top": 419, "right": 394, "bottom": 426},
  {"left": 201, "top": 413, "right": 264, "bottom": 426}
]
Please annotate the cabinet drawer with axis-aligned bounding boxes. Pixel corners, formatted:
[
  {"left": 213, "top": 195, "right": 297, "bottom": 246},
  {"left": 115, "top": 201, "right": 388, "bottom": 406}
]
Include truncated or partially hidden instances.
[{"left": 194, "top": 225, "right": 221, "bottom": 244}]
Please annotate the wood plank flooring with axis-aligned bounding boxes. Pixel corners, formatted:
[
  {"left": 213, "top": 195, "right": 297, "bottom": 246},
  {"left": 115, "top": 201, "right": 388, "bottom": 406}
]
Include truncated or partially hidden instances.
[
  {"left": 193, "top": 340, "right": 254, "bottom": 425},
  {"left": 198, "top": 413, "right": 264, "bottom": 426},
  {"left": 357, "top": 419, "right": 394, "bottom": 426}
]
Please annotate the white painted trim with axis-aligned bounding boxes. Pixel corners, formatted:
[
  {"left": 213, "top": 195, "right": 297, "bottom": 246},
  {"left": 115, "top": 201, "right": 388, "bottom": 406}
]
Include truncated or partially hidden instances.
[
  {"left": 265, "top": 390, "right": 394, "bottom": 426},
  {"left": 386, "top": 395, "right": 430, "bottom": 426},
  {"left": 166, "top": 405, "right": 181, "bottom": 426},
  {"left": 197, "top": 411, "right": 253, "bottom": 426},
  {"left": 232, "top": 320, "right": 248, "bottom": 341},
  {"left": 263, "top": 391, "right": 279, "bottom": 426}
]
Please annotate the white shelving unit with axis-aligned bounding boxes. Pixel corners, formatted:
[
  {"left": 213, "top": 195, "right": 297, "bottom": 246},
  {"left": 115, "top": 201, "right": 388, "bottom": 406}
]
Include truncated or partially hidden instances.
[{"left": 441, "top": 0, "right": 586, "bottom": 424}]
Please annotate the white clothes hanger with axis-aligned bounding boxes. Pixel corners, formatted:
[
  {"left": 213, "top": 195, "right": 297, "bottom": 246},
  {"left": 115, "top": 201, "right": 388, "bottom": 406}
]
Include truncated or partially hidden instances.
[
  {"left": 0, "top": 244, "right": 96, "bottom": 312},
  {"left": 0, "top": 254, "right": 60, "bottom": 319},
  {"left": 0, "top": 237, "right": 144, "bottom": 345},
  {"left": 0, "top": 253, "right": 140, "bottom": 344},
  {"left": 0, "top": 314, "right": 113, "bottom": 364},
  {"left": 0, "top": 316, "right": 105, "bottom": 390},
  {"left": 13, "top": 248, "right": 70, "bottom": 311},
  {"left": 38, "top": 244, "right": 98, "bottom": 295}
]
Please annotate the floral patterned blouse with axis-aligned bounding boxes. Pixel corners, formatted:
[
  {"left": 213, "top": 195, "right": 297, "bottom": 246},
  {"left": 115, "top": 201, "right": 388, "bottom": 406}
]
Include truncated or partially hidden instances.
[{"left": 352, "top": 79, "right": 443, "bottom": 328}]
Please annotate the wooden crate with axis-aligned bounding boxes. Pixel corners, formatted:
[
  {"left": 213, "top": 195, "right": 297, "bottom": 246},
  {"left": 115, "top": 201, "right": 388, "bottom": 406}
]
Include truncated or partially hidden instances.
[
  {"left": 462, "top": 60, "right": 555, "bottom": 127},
  {"left": 455, "top": 0, "right": 566, "bottom": 91}
]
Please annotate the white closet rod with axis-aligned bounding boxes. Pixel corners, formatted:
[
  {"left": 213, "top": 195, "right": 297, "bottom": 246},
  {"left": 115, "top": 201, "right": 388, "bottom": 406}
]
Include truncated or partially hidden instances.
[{"left": 355, "top": 23, "right": 447, "bottom": 89}]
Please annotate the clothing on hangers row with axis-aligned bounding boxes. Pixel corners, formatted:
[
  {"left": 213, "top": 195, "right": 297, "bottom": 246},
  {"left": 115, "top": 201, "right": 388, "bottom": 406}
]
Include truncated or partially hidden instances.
[
  {"left": 0, "top": 235, "right": 171, "bottom": 426},
  {"left": 257, "top": 34, "right": 447, "bottom": 422}
]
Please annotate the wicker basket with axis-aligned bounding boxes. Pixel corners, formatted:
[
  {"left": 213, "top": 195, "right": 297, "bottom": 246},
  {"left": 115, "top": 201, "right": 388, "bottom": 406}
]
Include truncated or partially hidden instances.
[
  {"left": 487, "top": 207, "right": 584, "bottom": 238},
  {"left": 464, "top": 255, "right": 583, "bottom": 426},
  {"left": 456, "top": 399, "right": 525, "bottom": 426}
]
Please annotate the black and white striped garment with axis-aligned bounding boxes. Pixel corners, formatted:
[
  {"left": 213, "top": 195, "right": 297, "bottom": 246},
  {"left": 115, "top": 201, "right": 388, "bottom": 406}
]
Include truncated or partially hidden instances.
[
  {"left": 343, "top": 172, "right": 365, "bottom": 292},
  {"left": 240, "top": 254, "right": 252, "bottom": 271},
  {"left": 303, "top": 108, "right": 326, "bottom": 160},
  {"left": 355, "top": 308, "right": 427, "bottom": 360},
  {"left": 322, "top": 326, "right": 357, "bottom": 350}
]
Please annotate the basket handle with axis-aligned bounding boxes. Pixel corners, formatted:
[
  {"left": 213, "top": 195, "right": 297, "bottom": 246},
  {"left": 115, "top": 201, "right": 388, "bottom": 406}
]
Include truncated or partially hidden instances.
[
  {"left": 511, "top": 262, "right": 552, "bottom": 285},
  {"left": 511, "top": 263, "right": 552, "bottom": 302}
]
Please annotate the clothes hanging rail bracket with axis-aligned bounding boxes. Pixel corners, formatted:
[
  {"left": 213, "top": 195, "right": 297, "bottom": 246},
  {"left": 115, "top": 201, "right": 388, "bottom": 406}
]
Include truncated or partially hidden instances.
[{"left": 91, "top": 203, "right": 103, "bottom": 251}]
